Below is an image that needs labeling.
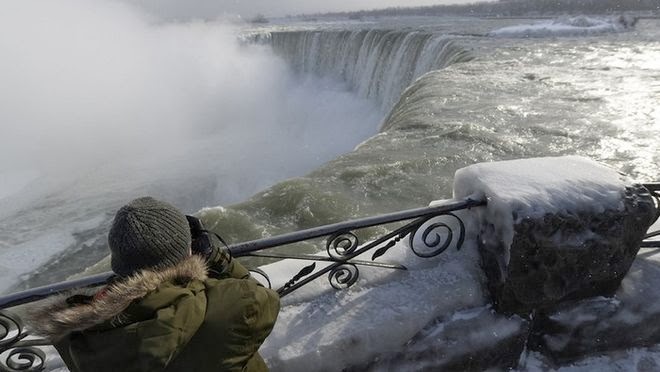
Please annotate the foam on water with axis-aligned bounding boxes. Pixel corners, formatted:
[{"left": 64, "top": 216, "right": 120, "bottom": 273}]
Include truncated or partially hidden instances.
[
  {"left": 268, "top": 30, "right": 473, "bottom": 110},
  {"left": 0, "top": 214, "right": 106, "bottom": 293},
  {"left": 9, "top": 18, "right": 660, "bottom": 293},
  {"left": 0, "top": 0, "right": 383, "bottom": 292},
  {"left": 489, "top": 16, "right": 632, "bottom": 38},
  {"left": 3, "top": 13, "right": 660, "bottom": 372},
  {"left": 0, "top": 170, "right": 39, "bottom": 201}
]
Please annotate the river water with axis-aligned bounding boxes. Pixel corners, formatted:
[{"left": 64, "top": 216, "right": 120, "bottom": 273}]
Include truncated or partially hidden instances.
[{"left": 0, "top": 14, "right": 658, "bottom": 294}]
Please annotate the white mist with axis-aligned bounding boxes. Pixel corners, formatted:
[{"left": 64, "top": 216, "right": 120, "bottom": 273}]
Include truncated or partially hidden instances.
[{"left": 0, "top": 0, "right": 381, "bottom": 291}]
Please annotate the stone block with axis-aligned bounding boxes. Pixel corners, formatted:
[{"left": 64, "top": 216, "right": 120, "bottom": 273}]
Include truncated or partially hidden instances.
[
  {"left": 530, "top": 253, "right": 660, "bottom": 362},
  {"left": 480, "top": 184, "right": 655, "bottom": 315},
  {"left": 357, "top": 307, "right": 528, "bottom": 371},
  {"left": 453, "top": 157, "right": 657, "bottom": 315}
]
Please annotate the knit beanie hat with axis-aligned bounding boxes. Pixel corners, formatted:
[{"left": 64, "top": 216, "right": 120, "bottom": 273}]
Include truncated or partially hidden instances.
[{"left": 108, "top": 197, "right": 191, "bottom": 277}]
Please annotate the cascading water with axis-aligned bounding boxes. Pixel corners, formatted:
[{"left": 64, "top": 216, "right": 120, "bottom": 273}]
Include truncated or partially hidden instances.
[
  {"left": 2, "top": 10, "right": 660, "bottom": 371},
  {"left": 194, "top": 21, "right": 660, "bottom": 256},
  {"left": 268, "top": 30, "right": 474, "bottom": 110}
]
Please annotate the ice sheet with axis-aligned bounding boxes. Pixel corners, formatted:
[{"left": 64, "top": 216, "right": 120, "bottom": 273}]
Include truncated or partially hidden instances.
[
  {"left": 489, "top": 16, "right": 627, "bottom": 38},
  {"left": 453, "top": 156, "right": 627, "bottom": 261},
  {"left": 258, "top": 235, "right": 487, "bottom": 371}
]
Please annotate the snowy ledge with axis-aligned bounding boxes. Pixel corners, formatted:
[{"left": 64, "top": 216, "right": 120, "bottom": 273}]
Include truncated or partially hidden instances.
[
  {"left": 2, "top": 156, "right": 657, "bottom": 372},
  {"left": 258, "top": 156, "right": 656, "bottom": 370},
  {"left": 453, "top": 156, "right": 655, "bottom": 314},
  {"left": 453, "top": 155, "right": 628, "bottom": 262}
]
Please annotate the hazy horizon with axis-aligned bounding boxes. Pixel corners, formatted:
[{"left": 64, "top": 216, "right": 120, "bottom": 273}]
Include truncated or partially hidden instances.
[{"left": 121, "top": 0, "right": 484, "bottom": 19}]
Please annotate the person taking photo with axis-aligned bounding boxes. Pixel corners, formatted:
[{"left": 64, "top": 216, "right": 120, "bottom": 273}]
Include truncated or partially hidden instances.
[{"left": 29, "top": 197, "right": 280, "bottom": 372}]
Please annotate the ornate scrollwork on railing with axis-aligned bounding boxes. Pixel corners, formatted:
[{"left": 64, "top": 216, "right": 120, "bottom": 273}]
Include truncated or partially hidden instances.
[
  {"left": 1, "top": 347, "right": 46, "bottom": 372},
  {"left": 249, "top": 268, "right": 272, "bottom": 289},
  {"left": 0, "top": 311, "right": 23, "bottom": 349},
  {"left": 0, "top": 311, "right": 47, "bottom": 372},
  {"left": 409, "top": 213, "right": 465, "bottom": 258},
  {"left": 644, "top": 183, "right": 660, "bottom": 224},
  {"left": 642, "top": 183, "right": 660, "bottom": 249},
  {"left": 328, "top": 263, "right": 359, "bottom": 290},
  {"left": 326, "top": 232, "right": 359, "bottom": 260},
  {"left": 266, "top": 200, "right": 480, "bottom": 297},
  {"left": 0, "top": 197, "right": 486, "bottom": 371}
]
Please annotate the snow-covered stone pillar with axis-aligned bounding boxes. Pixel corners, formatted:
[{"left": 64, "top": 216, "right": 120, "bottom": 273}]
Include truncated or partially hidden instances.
[{"left": 453, "top": 156, "right": 656, "bottom": 315}]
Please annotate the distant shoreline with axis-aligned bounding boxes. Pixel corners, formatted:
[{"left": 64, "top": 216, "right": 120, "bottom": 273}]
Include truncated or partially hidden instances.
[
  {"left": 478, "top": 15, "right": 660, "bottom": 20},
  {"left": 303, "top": 0, "right": 660, "bottom": 21},
  {"left": 296, "top": 14, "right": 660, "bottom": 22}
]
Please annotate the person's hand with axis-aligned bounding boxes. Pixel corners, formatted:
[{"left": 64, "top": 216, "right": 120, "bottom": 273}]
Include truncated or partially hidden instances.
[
  {"left": 187, "top": 216, "right": 213, "bottom": 259},
  {"left": 192, "top": 232, "right": 213, "bottom": 259}
]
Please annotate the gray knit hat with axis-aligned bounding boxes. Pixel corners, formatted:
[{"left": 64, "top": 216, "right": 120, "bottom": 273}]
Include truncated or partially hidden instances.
[{"left": 108, "top": 197, "right": 191, "bottom": 277}]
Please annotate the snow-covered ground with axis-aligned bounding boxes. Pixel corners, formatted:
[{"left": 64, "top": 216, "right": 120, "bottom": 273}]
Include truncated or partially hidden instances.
[
  {"left": 24, "top": 156, "right": 660, "bottom": 371},
  {"left": 453, "top": 156, "right": 628, "bottom": 264},
  {"left": 258, "top": 228, "right": 486, "bottom": 371},
  {"left": 257, "top": 156, "right": 646, "bottom": 370},
  {"left": 489, "top": 16, "right": 631, "bottom": 38}
]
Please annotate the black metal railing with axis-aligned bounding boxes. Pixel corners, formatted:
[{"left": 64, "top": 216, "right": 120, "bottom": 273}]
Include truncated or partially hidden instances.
[
  {"left": 0, "top": 310, "right": 47, "bottom": 372},
  {"left": 0, "top": 197, "right": 485, "bottom": 371},
  {"left": 1, "top": 182, "right": 657, "bottom": 372},
  {"left": 641, "top": 183, "right": 660, "bottom": 248}
]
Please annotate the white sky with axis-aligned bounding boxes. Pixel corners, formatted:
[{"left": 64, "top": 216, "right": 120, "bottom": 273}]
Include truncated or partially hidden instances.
[{"left": 123, "top": 0, "right": 482, "bottom": 19}]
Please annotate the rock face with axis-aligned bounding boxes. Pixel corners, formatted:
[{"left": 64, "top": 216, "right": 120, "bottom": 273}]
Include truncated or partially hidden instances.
[
  {"left": 355, "top": 250, "right": 660, "bottom": 370},
  {"left": 358, "top": 307, "right": 529, "bottom": 372},
  {"left": 480, "top": 184, "right": 656, "bottom": 315},
  {"left": 530, "top": 254, "right": 660, "bottom": 362}
]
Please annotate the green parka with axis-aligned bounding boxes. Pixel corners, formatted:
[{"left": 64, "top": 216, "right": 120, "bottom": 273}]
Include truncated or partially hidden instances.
[{"left": 28, "top": 250, "right": 280, "bottom": 372}]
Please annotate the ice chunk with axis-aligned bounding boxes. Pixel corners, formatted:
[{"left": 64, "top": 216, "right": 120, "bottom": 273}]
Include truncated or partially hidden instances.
[
  {"left": 489, "top": 16, "right": 629, "bottom": 38},
  {"left": 259, "top": 238, "right": 487, "bottom": 371},
  {"left": 453, "top": 156, "right": 627, "bottom": 255}
]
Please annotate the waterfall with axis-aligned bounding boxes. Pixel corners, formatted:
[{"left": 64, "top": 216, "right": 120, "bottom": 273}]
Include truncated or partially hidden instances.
[{"left": 268, "top": 30, "right": 474, "bottom": 110}]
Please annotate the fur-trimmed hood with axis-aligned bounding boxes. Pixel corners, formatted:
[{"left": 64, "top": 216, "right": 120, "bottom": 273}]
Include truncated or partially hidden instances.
[{"left": 27, "top": 255, "right": 208, "bottom": 341}]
